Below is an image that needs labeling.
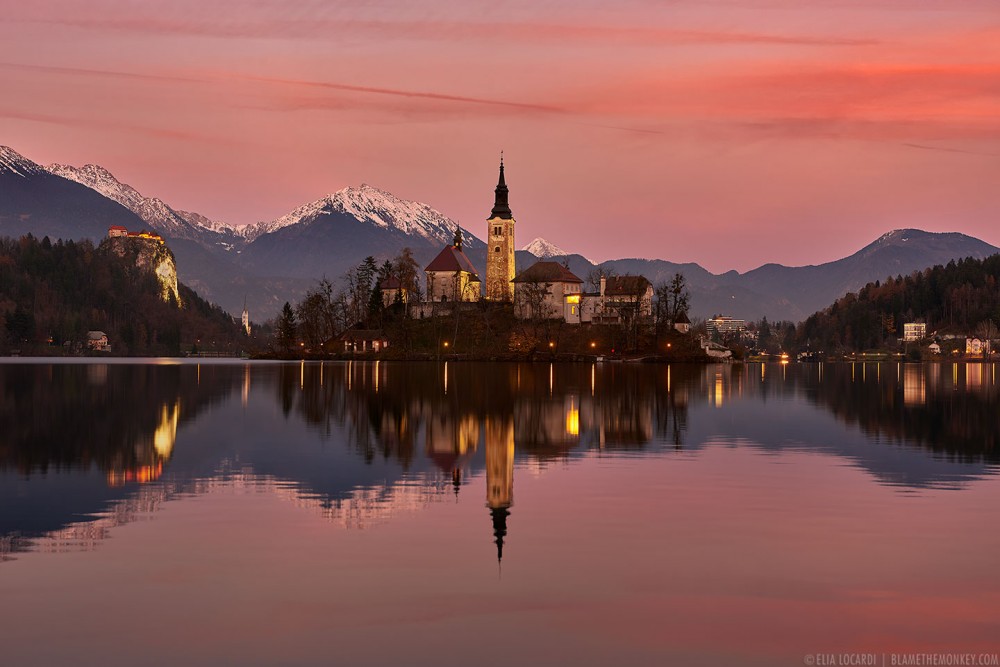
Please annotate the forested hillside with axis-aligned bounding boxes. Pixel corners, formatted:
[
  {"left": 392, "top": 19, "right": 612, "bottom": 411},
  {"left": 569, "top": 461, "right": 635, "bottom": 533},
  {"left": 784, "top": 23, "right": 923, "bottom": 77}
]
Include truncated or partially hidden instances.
[
  {"left": 0, "top": 234, "right": 247, "bottom": 355},
  {"left": 798, "top": 255, "right": 1000, "bottom": 352}
]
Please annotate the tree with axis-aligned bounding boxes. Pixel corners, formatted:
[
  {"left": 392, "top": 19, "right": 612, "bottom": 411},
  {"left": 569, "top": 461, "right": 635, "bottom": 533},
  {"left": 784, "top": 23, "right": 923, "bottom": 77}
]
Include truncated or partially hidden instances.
[
  {"left": 394, "top": 247, "right": 422, "bottom": 303},
  {"left": 585, "top": 267, "right": 616, "bottom": 293},
  {"left": 654, "top": 273, "right": 691, "bottom": 337},
  {"left": 275, "top": 301, "right": 298, "bottom": 354},
  {"left": 975, "top": 319, "right": 998, "bottom": 357},
  {"left": 664, "top": 273, "right": 690, "bottom": 326},
  {"left": 757, "top": 317, "right": 773, "bottom": 353}
]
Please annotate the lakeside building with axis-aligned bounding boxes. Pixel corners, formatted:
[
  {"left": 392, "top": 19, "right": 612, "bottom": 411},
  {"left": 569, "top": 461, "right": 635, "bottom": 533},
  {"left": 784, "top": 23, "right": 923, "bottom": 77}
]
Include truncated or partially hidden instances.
[
  {"left": 86, "top": 331, "right": 110, "bottom": 352},
  {"left": 903, "top": 322, "right": 926, "bottom": 342},
  {"left": 107, "top": 226, "right": 164, "bottom": 244},
  {"left": 512, "top": 261, "right": 584, "bottom": 320},
  {"left": 707, "top": 315, "right": 747, "bottom": 336}
]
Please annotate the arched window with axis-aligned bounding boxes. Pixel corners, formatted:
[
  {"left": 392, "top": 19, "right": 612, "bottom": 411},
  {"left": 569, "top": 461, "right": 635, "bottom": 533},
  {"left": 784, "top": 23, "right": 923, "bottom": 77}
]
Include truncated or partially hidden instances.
[{"left": 494, "top": 246, "right": 501, "bottom": 253}]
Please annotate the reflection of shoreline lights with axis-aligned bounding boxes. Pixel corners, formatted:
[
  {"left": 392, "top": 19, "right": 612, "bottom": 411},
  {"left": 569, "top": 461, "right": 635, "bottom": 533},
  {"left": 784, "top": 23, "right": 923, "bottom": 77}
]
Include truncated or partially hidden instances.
[
  {"left": 242, "top": 363, "right": 250, "bottom": 407},
  {"left": 106, "top": 400, "right": 180, "bottom": 487},
  {"left": 107, "top": 462, "right": 163, "bottom": 487},
  {"left": 154, "top": 401, "right": 180, "bottom": 459},
  {"left": 903, "top": 365, "right": 926, "bottom": 406},
  {"left": 966, "top": 363, "right": 984, "bottom": 392},
  {"left": 565, "top": 397, "right": 580, "bottom": 436}
]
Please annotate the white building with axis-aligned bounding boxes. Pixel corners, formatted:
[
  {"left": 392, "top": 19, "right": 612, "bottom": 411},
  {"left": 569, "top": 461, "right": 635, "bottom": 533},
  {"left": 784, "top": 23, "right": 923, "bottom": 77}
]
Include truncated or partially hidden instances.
[
  {"left": 512, "top": 261, "right": 584, "bottom": 321},
  {"left": 903, "top": 322, "right": 926, "bottom": 342}
]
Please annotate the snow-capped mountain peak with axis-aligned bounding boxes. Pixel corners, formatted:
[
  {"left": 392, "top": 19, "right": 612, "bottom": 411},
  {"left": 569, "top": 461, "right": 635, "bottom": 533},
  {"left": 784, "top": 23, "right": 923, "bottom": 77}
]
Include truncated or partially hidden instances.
[
  {"left": 45, "top": 161, "right": 237, "bottom": 244},
  {"left": 47, "top": 163, "right": 149, "bottom": 214},
  {"left": 243, "top": 184, "right": 480, "bottom": 248},
  {"left": 0, "top": 146, "right": 44, "bottom": 178},
  {"left": 522, "top": 237, "right": 568, "bottom": 258}
]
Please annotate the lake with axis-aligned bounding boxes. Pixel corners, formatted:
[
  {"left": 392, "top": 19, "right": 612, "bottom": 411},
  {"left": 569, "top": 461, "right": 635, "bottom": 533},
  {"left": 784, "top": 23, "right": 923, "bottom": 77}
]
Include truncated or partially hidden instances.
[{"left": 1, "top": 359, "right": 999, "bottom": 666}]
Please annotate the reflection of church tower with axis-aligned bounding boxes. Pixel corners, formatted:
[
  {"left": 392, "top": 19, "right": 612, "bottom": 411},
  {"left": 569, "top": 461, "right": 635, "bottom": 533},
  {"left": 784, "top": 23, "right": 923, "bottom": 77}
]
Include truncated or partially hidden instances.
[
  {"left": 485, "top": 156, "right": 516, "bottom": 302},
  {"left": 485, "top": 415, "right": 514, "bottom": 562}
]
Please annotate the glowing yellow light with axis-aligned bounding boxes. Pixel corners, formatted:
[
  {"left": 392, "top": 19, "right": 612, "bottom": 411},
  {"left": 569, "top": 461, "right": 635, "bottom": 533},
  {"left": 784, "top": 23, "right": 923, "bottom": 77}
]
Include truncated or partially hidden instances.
[
  {"left": 153, "top": 401, "right": 180, "bottom": 459},
  {"left": 549, "top": 341, "right": 555, "bottom": 348},
  {"left": 443, "top": 341, "right": 449, "bottom": 347},
  {"left": 590, "top": 342, "right": 596, "bottom": 348},
  {"left": 565, "top": 404, "right": 580, "bottom": 436},
  {"left": 566, "top": 294, "right": 580, "bottom": 304}
]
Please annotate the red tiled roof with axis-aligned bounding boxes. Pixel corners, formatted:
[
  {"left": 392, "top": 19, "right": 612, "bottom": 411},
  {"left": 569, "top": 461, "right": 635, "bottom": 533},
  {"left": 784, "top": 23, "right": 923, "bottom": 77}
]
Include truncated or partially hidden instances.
[
  {"left": 380, "top": 277, "right": 403, "bottom": 289},
  {"left": 425, "top": 245, "right": 480, "bottom": 277},
  {"left": 512, "top": 261, "right": 583, "bottom": 284},
  {"left": 605, "top": 275, "right": 652, "bottom": 296}
]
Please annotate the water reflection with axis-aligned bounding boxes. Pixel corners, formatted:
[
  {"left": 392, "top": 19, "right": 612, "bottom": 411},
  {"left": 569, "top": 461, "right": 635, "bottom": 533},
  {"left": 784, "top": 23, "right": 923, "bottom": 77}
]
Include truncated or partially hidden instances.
[{"left": 1, "top": 361, "right": 999, "bottom": 562}]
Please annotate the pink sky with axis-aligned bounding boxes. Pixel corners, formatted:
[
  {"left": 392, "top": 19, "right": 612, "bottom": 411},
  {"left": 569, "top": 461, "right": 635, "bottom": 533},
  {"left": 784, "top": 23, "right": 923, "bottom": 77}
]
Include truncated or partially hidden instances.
[{"left": 2, "top": 0, "right": 999, "bottom": 272}]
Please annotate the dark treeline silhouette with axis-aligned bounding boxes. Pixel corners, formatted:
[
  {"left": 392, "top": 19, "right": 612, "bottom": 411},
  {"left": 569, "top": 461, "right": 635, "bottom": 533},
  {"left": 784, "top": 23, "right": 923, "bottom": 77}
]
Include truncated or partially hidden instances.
[
  {"left": 0, "top": 363, "right": 237, "bottom": 475},
  {"left": 0, "top": 234, "right": 245, "bottom": 355},
  {"left": 798, "top": 254, "right": 1000, "bottom": 352},
  {"left": 807, "top": 363, "right": 1000, "bottom": 464}
]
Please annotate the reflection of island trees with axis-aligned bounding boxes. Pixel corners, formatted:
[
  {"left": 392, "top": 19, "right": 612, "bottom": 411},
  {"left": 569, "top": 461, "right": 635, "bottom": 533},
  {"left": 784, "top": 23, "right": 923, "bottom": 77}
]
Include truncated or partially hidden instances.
[
  {"left": 282, "top": 361, "right": 701, "bottom": 467},
  {"left": 0, "top": 363, "right": 237, "bottom": 480},
  {"left": 803, "top": 362, "right": 1000, "bottom": 463}
]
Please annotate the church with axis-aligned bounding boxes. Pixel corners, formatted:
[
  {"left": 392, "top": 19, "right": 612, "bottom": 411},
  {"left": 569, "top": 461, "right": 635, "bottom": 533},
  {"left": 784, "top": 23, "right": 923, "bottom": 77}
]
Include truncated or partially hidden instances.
[
  {"left": 406, "top": 157, "right": 518, "bottom": 311},
  {"left": 406, "top": 157, "right": 655, "bottom": 325}
]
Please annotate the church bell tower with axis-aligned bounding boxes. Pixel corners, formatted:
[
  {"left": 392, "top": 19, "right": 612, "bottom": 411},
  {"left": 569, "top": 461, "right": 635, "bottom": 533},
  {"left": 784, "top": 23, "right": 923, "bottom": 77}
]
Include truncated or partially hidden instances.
[{"left": 485, "top": 155, "right": 516, "bottom": 301}]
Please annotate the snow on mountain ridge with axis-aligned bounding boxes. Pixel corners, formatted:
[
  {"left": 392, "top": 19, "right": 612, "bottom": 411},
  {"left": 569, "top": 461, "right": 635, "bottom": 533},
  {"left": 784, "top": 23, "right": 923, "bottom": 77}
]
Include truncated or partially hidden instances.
[
  {"left": 45, "top": 162, "right": 237, "bottom": 241},
  {"left": 0, "top": 146, "right": 44, "bottom": 178},
  {"left": 244, "top": 183, "right": 478, "bottom": 247},
  {"left": 522, "top": 237, "right": 568, "bottom": 258}
]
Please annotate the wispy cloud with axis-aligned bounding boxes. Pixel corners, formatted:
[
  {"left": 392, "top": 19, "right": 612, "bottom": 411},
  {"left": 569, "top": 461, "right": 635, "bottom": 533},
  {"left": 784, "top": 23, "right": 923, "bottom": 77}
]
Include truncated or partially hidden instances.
[
  {"left": 237, "top": 74, "right": 566, "bottom": 114},
  {"left": 0, "top": 107, "right": 229, "bottom": 143},
  {"left": 903, "top": 143, "right": 1000, "bottom": 157},
  {"left": 0, "top": 61, "right": 204, "bottom": 85},
  {"left": 3, "top": 15, "right": 877, "bottom": 48},
  {"left": 0, "top": 61, "right": 565, "bottom": 116}
]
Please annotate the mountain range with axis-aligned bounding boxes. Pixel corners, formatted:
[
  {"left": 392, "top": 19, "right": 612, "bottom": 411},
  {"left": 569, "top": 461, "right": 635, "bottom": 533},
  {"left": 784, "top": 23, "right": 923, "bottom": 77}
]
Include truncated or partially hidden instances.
[{"left": 2, "top": 145, "right": 997, "bottom": 322}]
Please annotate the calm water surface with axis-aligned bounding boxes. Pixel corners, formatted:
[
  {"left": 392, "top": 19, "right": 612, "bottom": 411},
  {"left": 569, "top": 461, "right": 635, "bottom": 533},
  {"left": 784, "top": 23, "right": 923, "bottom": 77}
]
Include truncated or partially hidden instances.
[{"left": 1, "top": 359, "right": 999, "bottom": 666}]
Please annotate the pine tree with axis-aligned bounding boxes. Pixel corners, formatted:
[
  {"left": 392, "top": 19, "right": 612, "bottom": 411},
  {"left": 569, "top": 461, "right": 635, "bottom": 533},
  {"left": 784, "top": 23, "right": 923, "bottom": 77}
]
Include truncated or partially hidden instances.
[{"left": 275, "top": 301, "right": 298, "bottom": 354}]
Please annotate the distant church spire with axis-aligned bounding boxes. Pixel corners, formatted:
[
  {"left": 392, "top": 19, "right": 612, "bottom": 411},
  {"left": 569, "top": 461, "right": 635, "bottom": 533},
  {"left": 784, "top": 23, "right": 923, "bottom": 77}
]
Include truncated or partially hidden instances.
[
  {"left": 453, "top": 224, "right": 463, "bottom": 249},
  {"left": 489, "top": 153, "right": 512, "bottom": 220}
]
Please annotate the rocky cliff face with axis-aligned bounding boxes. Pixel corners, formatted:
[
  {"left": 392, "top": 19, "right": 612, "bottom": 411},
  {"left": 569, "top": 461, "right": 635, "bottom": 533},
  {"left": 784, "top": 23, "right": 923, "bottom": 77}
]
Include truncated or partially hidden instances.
[{"left": 103, "top": 236, "right": 182, "bottom": 306}]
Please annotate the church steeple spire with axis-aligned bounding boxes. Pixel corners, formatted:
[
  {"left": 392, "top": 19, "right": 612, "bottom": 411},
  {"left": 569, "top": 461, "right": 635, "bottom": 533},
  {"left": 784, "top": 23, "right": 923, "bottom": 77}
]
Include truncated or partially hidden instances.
[
  {"left": 489, "top": 153, "right": 512, "bottom": 220},
  {"left": 453, "top": 224, "right": 463, "bottom": 249},
  {"left": 491, "top": 506, "right": 510, "bottom": 564}
]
